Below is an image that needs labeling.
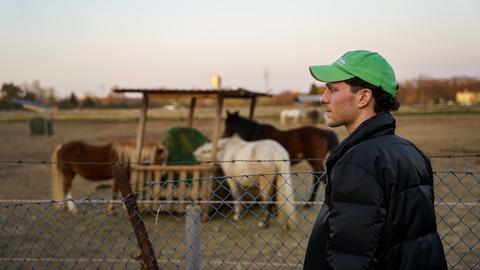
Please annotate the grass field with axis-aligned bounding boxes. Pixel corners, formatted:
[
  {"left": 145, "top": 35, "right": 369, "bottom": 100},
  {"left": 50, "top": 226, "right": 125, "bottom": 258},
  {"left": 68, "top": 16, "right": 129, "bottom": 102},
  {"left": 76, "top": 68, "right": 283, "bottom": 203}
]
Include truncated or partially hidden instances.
[{"left": 1, "top": 104, "right": 480, "bottom": 122}]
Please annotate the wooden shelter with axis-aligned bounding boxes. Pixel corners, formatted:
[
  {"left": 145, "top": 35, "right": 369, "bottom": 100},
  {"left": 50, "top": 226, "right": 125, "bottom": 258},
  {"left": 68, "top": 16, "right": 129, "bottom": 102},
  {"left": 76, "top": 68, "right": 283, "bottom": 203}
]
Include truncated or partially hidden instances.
[{"left": 113, "top": 87, "right": 270, "bottom": 216}]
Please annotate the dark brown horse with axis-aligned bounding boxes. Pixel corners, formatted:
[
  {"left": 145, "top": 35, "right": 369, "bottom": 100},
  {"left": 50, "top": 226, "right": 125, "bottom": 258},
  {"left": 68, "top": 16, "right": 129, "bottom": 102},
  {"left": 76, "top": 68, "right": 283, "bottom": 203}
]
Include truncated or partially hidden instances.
[
  {"left": 223, "top": 111, "right": 338, "bottom": 203},
  {"left": 51, "top": 140, "right": 168, "bottom": 212}
]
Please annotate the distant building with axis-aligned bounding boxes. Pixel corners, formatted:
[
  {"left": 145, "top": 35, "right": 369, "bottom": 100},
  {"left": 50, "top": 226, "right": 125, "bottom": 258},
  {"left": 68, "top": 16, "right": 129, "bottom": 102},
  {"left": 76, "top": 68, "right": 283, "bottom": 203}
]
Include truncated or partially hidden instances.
[
  {"left": 456, "top": 89, "right": 480, "bottom": 106},
  {"left": 211, "top": 74, "right": 221, "bottom": 90}
]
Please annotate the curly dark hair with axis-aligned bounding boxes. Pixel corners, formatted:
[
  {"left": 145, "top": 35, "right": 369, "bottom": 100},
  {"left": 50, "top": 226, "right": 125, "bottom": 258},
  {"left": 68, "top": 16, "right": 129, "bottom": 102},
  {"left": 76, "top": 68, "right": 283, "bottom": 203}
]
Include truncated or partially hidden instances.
[{"left": 345, "top": 77, "right": 400, "bottom": 113}]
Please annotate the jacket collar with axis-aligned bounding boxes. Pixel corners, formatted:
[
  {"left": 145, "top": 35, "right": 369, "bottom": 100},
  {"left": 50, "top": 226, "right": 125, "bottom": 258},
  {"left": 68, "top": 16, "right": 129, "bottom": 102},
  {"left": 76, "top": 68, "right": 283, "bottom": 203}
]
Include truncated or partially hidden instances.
[{"left": 326, "top": 112, "right": 396, "bottom": 171}]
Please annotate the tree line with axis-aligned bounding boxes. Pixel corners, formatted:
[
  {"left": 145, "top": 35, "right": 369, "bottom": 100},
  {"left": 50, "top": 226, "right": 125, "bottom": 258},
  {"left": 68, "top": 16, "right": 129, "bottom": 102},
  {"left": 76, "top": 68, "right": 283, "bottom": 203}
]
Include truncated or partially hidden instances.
[
  {"left": 309, "top": 76, "right": 480, "bottom": 105},
  {"left": 0, "top": 81, "right": 138, "bottom": 110},
  {"left": 2, "top": 76, "right": 479, "bottom": 110}
]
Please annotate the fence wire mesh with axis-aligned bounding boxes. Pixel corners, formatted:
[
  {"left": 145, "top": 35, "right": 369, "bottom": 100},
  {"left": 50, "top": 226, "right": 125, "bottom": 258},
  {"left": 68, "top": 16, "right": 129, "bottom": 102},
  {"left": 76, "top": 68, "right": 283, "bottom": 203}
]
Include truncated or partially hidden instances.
[{"left": 0, "top": 170, "right": 479, "bottom": 269}]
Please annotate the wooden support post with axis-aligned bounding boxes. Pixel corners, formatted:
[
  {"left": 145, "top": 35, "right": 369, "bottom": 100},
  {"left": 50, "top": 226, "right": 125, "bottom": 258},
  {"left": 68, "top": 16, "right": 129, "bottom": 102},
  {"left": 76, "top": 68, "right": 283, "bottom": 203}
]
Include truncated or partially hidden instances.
[
  {"left": 200, "top": 94, "right": 224, "bottom": 221},
  {"left": 113, "top": 163, "right": 160, "bottom": 270},
  {"left": 188, "top": 97, "right": 197, "bottom": 128},
  {"left": 249, "top": 96, "right": 257, "bottom": 119},
  {"left": 136, "top": 94, "right": 149, "bottom": 163},
  {"left": 210, "top": 95, "right": 224, "bottom": 161}
]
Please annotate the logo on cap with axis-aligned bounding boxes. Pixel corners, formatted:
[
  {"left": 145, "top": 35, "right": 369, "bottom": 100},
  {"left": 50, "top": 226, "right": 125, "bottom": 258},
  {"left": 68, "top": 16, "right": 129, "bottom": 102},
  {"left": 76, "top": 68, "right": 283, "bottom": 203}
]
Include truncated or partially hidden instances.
[{"left": 336, "top": 57, "right": 346, "bottom": 65}]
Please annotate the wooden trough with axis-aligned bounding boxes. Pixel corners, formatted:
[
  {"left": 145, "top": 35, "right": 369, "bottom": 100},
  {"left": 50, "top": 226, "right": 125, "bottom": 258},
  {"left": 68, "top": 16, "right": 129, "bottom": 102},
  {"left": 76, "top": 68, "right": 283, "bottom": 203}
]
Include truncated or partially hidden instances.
[
  {"left": 129, "top": 164, "right": 212, "bottom": 214},
  {"left": 113, "top": 88, "right": 270, "bottom": 217}
]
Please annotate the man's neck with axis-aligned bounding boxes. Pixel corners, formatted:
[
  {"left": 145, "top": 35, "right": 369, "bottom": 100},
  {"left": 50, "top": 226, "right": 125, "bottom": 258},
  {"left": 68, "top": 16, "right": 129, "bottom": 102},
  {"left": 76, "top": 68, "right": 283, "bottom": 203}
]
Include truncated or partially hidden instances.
[{"left": 346, "top": 111, "right": 377, "bottom": 134}]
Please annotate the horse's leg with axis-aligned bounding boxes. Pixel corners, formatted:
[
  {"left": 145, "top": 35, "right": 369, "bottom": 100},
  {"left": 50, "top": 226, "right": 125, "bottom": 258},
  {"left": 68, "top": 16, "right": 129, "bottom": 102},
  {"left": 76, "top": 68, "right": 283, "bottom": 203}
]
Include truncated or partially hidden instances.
[
  {"left": 108, "top": 178, "right": 118, "bottom": 214},
  {"left": 227, "top": 177, "right": 242, "bottom": 221},
  {"left": 257, "top": 175, "right": 275, "bottom": 228},
  {"left": 307, "top": 160, "right": 326, "bottom": 205},
  {"left": 63, "top": 174, "right": 77, "bottom": 213}
]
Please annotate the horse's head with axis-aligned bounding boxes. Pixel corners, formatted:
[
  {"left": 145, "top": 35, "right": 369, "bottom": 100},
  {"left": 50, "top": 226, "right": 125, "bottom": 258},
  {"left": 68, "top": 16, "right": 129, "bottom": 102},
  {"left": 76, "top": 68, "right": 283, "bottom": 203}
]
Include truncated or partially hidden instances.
[
  {"left": 222, "top": 111, "right": 242, "bottom": 138},
  {"left": 154, "top": 143, "right": 169, "bottom": 164},
  {"left": 193, "top": 138, "right": 229, "bottom": 161},
  {"left": 193, "top": 143, "right": 212, "bottom": 162}
]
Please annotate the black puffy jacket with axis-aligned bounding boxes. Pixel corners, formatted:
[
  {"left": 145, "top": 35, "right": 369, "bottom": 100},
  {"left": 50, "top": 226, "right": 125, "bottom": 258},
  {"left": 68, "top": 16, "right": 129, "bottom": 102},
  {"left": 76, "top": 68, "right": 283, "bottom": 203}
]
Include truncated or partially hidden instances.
[{"left": 304, "top": 112, "right": 447, "bottom": 270}]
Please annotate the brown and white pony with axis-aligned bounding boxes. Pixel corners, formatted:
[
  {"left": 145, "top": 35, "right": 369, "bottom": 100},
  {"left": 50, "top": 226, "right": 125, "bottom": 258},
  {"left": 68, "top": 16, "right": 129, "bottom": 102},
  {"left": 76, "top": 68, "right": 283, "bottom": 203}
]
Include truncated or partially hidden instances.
[{"left": 51, "top": 140, "right": 168, "bottom": 212}]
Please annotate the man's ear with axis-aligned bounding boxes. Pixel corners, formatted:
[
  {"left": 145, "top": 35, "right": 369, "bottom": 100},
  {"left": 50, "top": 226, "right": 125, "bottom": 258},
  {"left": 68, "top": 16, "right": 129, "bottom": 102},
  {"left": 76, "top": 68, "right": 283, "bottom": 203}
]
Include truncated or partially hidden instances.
[{"left": 357, "top": 88, "right": 373, "bottom": 108}]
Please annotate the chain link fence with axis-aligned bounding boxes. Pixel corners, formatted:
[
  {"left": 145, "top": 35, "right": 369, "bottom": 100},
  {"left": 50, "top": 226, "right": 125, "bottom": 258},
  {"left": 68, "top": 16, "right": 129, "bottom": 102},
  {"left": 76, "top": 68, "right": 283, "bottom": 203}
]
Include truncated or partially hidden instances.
[{"left": 0, "top": 165, "right": 479, "bottom": 269}]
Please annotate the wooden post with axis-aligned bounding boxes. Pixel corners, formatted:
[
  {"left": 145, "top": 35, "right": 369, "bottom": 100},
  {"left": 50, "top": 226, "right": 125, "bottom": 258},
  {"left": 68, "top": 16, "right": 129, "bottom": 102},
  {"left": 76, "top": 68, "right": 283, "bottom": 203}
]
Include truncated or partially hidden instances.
[
  {"left": 188, "top": 97, "right": 197, "bottom": 128},
  {"left": 136, "top": 94, "right": 149, "bottom": 163},
  {"left": 200, "top": 94, "right": 224, "bottom": 221},
  {"left": 249, "top": 96, "right": 257, "bottom": 119},
  {"left": 210, "top": 95, "right": 223, "bottom": 161},
  {"left": 133, "top": 94, "right": 149, "bottom": 210},
  {"left": 113, "top": 163, "right": 160, "bottom": 270}
]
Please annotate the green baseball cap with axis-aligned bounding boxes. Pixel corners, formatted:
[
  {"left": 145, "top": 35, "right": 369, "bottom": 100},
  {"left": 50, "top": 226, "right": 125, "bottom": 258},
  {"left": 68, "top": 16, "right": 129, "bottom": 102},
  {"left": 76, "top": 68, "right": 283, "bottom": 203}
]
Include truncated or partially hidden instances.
[{"left": 309, "top": 50, "right": 398, "bottom": 96}]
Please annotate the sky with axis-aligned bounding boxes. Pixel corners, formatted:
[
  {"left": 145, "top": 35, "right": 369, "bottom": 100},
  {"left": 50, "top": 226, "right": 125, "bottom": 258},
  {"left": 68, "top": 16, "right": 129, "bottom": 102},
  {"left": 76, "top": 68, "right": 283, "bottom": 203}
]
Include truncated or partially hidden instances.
[{"left": 1, "top": 0, "right": 479, "bottom": 97}]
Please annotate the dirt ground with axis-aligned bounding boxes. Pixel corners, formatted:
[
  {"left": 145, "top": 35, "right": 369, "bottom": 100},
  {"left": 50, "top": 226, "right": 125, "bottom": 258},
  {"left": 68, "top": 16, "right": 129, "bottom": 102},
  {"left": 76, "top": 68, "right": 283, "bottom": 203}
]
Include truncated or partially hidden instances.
[
  {"left": 0, "top": 114, "right": 479, "bottom": 199},
  {"left": 0, "top": 113, "right": 479, "bottom": 269}
]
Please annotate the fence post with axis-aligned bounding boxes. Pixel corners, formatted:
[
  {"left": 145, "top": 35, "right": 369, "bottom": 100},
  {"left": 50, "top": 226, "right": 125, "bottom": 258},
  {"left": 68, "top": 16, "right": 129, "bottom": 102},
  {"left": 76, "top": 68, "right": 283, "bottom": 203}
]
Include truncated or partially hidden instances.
[
  {"left": 185, "top": 205, "right": 201, "bottom": 270},
  {"left": 113, "top": 163, "right": 160, "bottom": 270}
]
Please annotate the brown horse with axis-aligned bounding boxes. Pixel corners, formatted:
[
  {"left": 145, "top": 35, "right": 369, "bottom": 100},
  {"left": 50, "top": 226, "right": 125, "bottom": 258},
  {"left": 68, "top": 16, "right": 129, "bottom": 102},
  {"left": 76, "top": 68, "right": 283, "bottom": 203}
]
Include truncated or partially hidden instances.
[
  {"left": 223, "top": 111, "right": 338, "bottom": 203},
  {"left": 51, "top": 140, "right": 168, "bottom": 212}
]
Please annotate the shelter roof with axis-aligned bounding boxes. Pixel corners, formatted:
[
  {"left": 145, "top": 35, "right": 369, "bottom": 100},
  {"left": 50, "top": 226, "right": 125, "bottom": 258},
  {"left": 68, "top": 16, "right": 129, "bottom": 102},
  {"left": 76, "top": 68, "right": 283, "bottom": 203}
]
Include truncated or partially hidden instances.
[
  {"left": 295, "top": 95, "right": 322, "bottom": 103},
  {"left": 12, "top": 99, "right": 55, "bottom": 113},
  {"left": 113, "top": 88, "right": 271, "bottom": 99}
]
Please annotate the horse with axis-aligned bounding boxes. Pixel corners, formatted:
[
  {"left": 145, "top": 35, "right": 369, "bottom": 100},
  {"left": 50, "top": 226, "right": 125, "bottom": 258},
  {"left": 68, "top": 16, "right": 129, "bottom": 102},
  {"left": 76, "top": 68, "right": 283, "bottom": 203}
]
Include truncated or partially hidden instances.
[
  {"left": 51, "top": 140, "right": 168, "bottom": 212},
  {"left": 306, "top": 109, "right": 323, "bottom": 124},
  {"left": 224, "top": 111, "right": 339, "bottom": 203},
  {"left": 193, "top": 135, "right": 297, "bottom": 230},
  {"left": 280, "top": 108, "right": 306, "bottom": 125}
]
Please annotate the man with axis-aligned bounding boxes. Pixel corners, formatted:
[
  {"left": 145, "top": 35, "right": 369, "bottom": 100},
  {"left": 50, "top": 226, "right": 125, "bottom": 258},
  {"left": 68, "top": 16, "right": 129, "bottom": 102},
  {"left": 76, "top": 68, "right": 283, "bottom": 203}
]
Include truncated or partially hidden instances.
[{"left": 303, "top": 50, "right": 447, "bottom": 269}]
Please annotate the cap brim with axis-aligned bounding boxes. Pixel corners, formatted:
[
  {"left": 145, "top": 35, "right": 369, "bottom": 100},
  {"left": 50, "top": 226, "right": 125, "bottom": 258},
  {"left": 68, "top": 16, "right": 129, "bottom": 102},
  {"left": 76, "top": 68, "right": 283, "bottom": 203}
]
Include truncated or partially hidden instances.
[{"left": 309, "top": 64, "right": 354, "bottom": 82}]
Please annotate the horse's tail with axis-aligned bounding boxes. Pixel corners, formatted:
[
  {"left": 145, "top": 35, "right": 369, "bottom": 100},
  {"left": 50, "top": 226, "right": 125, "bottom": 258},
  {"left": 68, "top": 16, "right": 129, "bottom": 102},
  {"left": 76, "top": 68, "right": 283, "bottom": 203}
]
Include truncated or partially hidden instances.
[
  {"left": 276, "top": 159, "right": 297, "bottom": 230},
  {"left": 51, "top": 144, "right": 64, "bottom": 208},
  {"left": 325, "top": 130, "right": 339, "bottom": 153}
]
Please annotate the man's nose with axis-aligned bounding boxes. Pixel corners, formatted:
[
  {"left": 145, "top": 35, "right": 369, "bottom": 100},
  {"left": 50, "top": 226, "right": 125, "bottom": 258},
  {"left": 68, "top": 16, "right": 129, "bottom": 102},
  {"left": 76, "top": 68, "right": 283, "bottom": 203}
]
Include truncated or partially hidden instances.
[{"left": 320, "top": 92, "right": 329, "bottom": 104}]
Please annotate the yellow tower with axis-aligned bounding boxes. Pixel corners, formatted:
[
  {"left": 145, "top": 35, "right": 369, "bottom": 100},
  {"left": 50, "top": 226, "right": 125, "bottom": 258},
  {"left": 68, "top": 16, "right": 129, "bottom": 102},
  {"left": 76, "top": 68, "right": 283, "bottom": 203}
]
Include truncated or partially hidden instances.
[{"left": 210, "top": 74, "right": 222, "bottom": 90}]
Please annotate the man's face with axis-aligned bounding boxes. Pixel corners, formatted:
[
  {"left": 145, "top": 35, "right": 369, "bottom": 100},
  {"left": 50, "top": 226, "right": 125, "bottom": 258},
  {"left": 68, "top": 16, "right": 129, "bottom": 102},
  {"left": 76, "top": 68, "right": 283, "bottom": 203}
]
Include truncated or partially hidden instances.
[{"left": 320, "top": 81, "right": 359, "bottom": 129}]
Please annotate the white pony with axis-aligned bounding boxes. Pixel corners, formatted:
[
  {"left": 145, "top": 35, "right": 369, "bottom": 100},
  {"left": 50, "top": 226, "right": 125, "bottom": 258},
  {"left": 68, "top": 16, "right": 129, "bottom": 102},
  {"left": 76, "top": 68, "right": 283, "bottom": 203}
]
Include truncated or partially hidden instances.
[
  {"left": 280, "top": 108, "right": 306, "bottom": 125},
  {"left": 193, "top": 135, "right": 296, "bottom": 230}
]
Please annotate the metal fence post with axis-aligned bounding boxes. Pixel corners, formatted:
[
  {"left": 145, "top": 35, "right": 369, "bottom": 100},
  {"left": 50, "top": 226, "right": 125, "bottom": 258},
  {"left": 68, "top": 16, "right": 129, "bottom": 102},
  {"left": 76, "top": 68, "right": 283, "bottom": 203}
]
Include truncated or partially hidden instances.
[{"left": 185, "top": 205, "right": 201, "bottom": 270}]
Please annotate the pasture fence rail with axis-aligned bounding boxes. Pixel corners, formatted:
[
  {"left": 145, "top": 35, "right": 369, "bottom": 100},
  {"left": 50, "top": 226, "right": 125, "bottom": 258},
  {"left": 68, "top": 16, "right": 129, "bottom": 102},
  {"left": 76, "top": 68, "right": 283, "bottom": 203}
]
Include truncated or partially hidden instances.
[{"left": 0, "top": 158, "right": 479, "bottom": 269}]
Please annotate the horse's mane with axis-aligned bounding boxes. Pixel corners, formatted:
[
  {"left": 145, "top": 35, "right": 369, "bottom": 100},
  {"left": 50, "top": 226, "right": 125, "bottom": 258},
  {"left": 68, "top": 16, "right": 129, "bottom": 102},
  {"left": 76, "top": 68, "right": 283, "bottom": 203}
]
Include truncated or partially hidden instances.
[
  {"left": 226, "top": 113, "right": 277, "bottom": 139},
  {"left": 112, "top": 140, "right": 163, "bottom": 164}
]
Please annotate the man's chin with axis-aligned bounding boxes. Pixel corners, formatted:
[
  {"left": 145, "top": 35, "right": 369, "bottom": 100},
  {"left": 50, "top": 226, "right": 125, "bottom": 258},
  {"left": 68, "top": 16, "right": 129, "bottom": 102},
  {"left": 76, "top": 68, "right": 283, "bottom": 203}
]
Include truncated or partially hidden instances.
[{"left": 326, "top": 120, "right": 341, "bottom": 128}]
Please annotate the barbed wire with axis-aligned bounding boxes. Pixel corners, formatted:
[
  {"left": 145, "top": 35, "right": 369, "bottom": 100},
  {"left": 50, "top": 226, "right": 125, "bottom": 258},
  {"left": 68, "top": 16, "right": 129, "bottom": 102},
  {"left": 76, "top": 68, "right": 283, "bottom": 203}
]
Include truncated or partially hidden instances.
[
  {"left": 0, "top": 153, "right": 479, "bottom": 166},
  {"left": 0, "top": 199, "right": 477, "bottom": 208},
  {"left": 428, "top": 154, "right": 480, "bottom": 159}
]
